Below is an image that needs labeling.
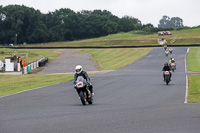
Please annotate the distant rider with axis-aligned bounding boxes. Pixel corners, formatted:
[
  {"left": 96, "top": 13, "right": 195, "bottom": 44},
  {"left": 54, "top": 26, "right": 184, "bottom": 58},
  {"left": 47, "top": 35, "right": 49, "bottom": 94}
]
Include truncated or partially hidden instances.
[
  {"left": 169, "top": 58, "right": 172, "bottom": 63},
  {"left": 73, "top": 65, "right": 94, "bottom": 96},
  {"left": 171, "top": 58, "right": 176, "bottom": 69},
  {"left": 162, "top": 62, "right": 172, "bottom": 81},
  {"left": 171, "top": 58, "right": 175, "bottom": 63}
]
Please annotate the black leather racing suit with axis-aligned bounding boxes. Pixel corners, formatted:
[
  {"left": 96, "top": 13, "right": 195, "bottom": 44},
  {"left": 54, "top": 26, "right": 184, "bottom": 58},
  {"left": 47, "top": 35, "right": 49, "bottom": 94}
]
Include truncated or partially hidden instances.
[
  {"left": 73, "top": 71, "right": 93, "bottom": 94},
  {"left": 162, "top": 65, "right": 172, "bottom": 80}
]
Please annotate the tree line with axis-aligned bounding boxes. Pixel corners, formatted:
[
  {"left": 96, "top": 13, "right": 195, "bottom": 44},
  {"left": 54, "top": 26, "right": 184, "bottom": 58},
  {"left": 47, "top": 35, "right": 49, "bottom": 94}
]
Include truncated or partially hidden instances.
[{"left": 0, "top": 5, "right": 184, "bottom": 45}]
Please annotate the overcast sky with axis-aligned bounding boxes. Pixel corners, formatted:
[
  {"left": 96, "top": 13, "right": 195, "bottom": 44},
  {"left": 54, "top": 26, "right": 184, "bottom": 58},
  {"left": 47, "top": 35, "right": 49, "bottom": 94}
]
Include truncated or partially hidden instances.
[{"left": 1, "top": 0, "right": 200, "bottom": 27}]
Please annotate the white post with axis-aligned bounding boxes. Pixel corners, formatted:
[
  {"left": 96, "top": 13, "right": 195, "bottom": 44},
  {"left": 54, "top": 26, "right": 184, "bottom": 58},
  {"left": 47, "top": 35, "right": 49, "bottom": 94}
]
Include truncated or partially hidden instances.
[
  {"left": 37, "top": 61, "right": 39, "bottom": 67},
  {"left": 34, "top": 62, "right": 37, "bottom": 69},
  {"left": 31, "top": 63, "right": 34, "bottom": 70},
  {"left": 23, "top": 66, "right": 27, "bottom": 74}
]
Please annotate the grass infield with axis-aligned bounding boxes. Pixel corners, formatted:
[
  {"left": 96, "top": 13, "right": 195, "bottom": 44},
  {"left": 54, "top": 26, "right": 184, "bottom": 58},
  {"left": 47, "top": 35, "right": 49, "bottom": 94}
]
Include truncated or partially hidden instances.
[
  {"left": 186, "top": 47, "right": 200, "bottom": 103},
  {"left": 186, "top": 47, "right": 200, "bottom": 72},
  {"left": 0, "top": 74, "right": 74, "bottom": 97},
  {"left": 82, "top": 48, "right": 152, "bottom": 70},
  {"left": 187, "top": 75, "right": 200, "bottom": 103},
  {"left": 0, "top": 48, "right": 152, "bottom": 97}
]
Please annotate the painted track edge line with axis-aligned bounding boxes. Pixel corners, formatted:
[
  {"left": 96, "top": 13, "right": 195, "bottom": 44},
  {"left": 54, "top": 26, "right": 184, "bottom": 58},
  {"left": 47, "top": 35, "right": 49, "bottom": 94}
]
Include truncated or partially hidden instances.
[
  {"left": 184, "top": 48, "right": 189, "bottom": 103},
  {"left": 0, "top": 82, "right": 67, "bottom": 99},
  {"left": 184, "top": 75, "right": 188, "bottom": 103}
]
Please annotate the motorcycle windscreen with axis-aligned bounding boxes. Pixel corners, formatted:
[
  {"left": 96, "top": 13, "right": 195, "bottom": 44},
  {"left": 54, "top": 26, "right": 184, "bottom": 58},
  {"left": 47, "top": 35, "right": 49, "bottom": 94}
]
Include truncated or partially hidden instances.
[{"left": 76, "top": 76, "right": 87, "bottom": 84}]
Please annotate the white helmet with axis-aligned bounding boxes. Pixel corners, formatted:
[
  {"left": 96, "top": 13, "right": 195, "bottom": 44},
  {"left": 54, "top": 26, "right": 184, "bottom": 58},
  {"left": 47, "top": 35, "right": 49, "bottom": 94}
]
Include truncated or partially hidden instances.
[
  {"left": 172, "top": 58, "right": 175, "bottom": 61},
  {"left": 75, "top": 65, "right": 83, "bottom": 74}
]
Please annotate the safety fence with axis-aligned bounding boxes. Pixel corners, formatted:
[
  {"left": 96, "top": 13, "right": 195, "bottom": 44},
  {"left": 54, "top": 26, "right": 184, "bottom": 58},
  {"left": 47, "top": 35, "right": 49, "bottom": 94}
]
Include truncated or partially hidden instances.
[{"left": 23, "top": 57, "right": 48, "bottom": 74}]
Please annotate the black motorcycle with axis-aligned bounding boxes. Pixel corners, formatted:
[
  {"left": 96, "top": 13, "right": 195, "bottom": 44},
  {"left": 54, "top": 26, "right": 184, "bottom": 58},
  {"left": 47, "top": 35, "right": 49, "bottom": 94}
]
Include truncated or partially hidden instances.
[
  {"left": 74, "top": 76, "right": 93, "bottom": 105},
  {"left": 163, "top": 71, "right": 170, "bottom": 85}
]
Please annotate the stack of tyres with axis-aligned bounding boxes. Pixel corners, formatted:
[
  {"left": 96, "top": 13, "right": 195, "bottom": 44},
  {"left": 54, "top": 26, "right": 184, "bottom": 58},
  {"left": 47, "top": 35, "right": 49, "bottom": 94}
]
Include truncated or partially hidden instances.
[{"left": 39, "top": 57, "right": 48, "bottom": 67}]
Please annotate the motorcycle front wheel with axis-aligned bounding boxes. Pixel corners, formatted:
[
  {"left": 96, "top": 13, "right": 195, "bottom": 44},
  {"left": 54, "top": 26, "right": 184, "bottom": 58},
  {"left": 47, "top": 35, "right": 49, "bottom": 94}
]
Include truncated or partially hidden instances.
[
  {"left": 165, "top": 77, "right": 170, "bottom": 85},
  {"left": 79, "top": 91, "right": 86, "bottom": 105}
]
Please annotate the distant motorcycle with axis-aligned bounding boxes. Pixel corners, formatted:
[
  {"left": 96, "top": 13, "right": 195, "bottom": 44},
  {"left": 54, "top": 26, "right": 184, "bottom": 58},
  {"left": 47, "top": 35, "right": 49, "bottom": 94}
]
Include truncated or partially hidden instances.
[
  {"left": 163, "top": 71, "right": 171, "bottom": 85},
  {"left": 74, "top": 76, "right": 93, "bottom": 105},
  {"left": 165, "top": 50, "right": 169, "bottom": 57},
  {"left": 169, "top": 49, "right": 173, "bottom": 54},
  {"left": 170, "top": 63, "right": 176, "bottom": 72}
]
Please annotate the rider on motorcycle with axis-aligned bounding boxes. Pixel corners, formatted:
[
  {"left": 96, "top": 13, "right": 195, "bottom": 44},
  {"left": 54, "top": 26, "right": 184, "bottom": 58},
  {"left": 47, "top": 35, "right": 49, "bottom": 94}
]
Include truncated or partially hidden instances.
[
  {"left": 162, "top": 62, "right": 172, "bottom": 81},
  {"left": 169, "top": 58, "right": 172, "bottom": 63},
  {"left": 169, "top": 47, "right": 173, "bottom": 52},
  {"left": 73, "top": 65, "right": 94, "bottom": 96},
  {"left": 171, "top": 58, "right": 175, "bottom": 63},
  {"left": 164, "top": 45, "right": 167, "bottom": 50},
  {"left": 165, "top": 49, "right": 169, "bottom": 56},
  {"left": 171, "top": 58, "right": 176, "bottom": 69}
]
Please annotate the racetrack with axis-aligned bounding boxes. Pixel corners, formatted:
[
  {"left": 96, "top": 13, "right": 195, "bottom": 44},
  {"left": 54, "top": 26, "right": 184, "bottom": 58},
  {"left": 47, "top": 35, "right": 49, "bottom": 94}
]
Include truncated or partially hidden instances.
[
  {"left": 1, "top": 47, "right": 200, "bottom": 133},
  {"left": 38, "top": 49, "right": 99, "bottom": 74}
]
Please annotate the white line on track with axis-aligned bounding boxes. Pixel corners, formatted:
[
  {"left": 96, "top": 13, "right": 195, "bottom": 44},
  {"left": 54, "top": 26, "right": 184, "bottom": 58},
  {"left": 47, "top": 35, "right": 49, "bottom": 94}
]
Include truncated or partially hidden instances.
[
  {"left": 184, "top": 48, "right": 189, "bottom": 103},
  {"left": 185, "top": 75, "right": 188, "bottom": 103}
]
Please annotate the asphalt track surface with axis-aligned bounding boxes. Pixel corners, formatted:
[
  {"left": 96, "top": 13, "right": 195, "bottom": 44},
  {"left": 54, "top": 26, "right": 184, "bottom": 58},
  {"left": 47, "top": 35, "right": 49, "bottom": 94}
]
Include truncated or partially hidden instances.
[
  {"left": 38, "top": 49, "right": 98, "bottom": 74},
  {"left": 1, "top": 47, "right": 200, "bottom": 133}
]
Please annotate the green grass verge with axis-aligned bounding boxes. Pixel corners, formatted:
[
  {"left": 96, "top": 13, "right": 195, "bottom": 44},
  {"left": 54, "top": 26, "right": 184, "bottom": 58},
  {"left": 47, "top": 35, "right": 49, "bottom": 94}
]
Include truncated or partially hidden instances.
[
  {"left": 0, "top": 74, "right": 74, "bottom": 97},
  {"left": 187, "top": 47, "right": 200, "bottom": 103},
  {"left": 187, "top": 47, "right": 200, "bottom": 72},
  {"left": 82, "top": 48, "right": 152, "bottom": 70},
  {"left": 0, "top": 48, "right": 152, "bottom": 97},
  {"left": 0, "top": 48, "right": 59, "bottom": 63},
  {"left": 187, "top": 75, "right": 200, "bottom": 103},
  {"left": 13, "top": 27, "right": 200, "bottom": 47}
]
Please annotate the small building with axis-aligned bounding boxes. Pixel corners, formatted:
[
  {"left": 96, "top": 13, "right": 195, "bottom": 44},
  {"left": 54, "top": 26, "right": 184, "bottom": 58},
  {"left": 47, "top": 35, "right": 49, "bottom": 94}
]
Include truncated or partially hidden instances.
[{"left": 5, "top": 56, "right": 20, "bottom": 72}]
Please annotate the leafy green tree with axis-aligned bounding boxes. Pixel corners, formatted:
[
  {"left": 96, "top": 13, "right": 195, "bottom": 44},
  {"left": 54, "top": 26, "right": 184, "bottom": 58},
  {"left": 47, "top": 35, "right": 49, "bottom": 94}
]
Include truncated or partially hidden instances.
[
  {"left": 0, "top": 5, "right": 47, "bottom": 44},
  {"left": 170, "top": 17, "right": 184, "bottom": 28},
  {"left": 158, "top": 15, "right": 184, "bottom": 28},
  {"left": 118, "top": 16, "right": 142, "bottom": 32},
  {"left": 0, "top": 5, "right": 145, "bottom": 44}
]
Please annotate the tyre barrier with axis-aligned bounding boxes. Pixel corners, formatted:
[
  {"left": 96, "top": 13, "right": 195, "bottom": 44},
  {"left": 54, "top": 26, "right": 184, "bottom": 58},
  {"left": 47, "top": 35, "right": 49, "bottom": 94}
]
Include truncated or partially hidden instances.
[
  {"left": 22, "top": 57, "right": 48, "bottom": 74},
  {"left": 38, "top": 57, "right": 48, "bottom": 67}
]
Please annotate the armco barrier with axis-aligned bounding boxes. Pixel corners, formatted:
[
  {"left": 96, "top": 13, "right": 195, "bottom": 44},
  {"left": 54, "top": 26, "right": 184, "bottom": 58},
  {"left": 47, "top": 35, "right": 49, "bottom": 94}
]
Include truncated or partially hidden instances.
[{"left": 1, "top": 44, "right": 200, "bottom": 50}]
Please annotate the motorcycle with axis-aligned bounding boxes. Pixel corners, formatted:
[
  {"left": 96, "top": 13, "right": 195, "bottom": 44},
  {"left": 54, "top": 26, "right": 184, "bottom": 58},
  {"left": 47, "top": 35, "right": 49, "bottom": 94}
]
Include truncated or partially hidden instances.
[
  {"left": 74, "top": 76, "right": 93, "bottom": 105},
  {"left": 163, "top": 71, "right": 171, "bottom": 85},
  {"left": 170, "top": 63, "right": 176, "bottom": 72},
  {"left": 165, "top": 50, "right": 169, "bottom": 57},
  {"left": 169, "top": 49, "right": 173, "bottom": 54}
]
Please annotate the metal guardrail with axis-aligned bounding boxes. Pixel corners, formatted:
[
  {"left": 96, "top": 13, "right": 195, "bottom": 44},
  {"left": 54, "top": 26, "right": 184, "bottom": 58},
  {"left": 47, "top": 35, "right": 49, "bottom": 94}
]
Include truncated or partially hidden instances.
[{"left": 1, "top": 44, "right": 200, "bottom": 49}]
